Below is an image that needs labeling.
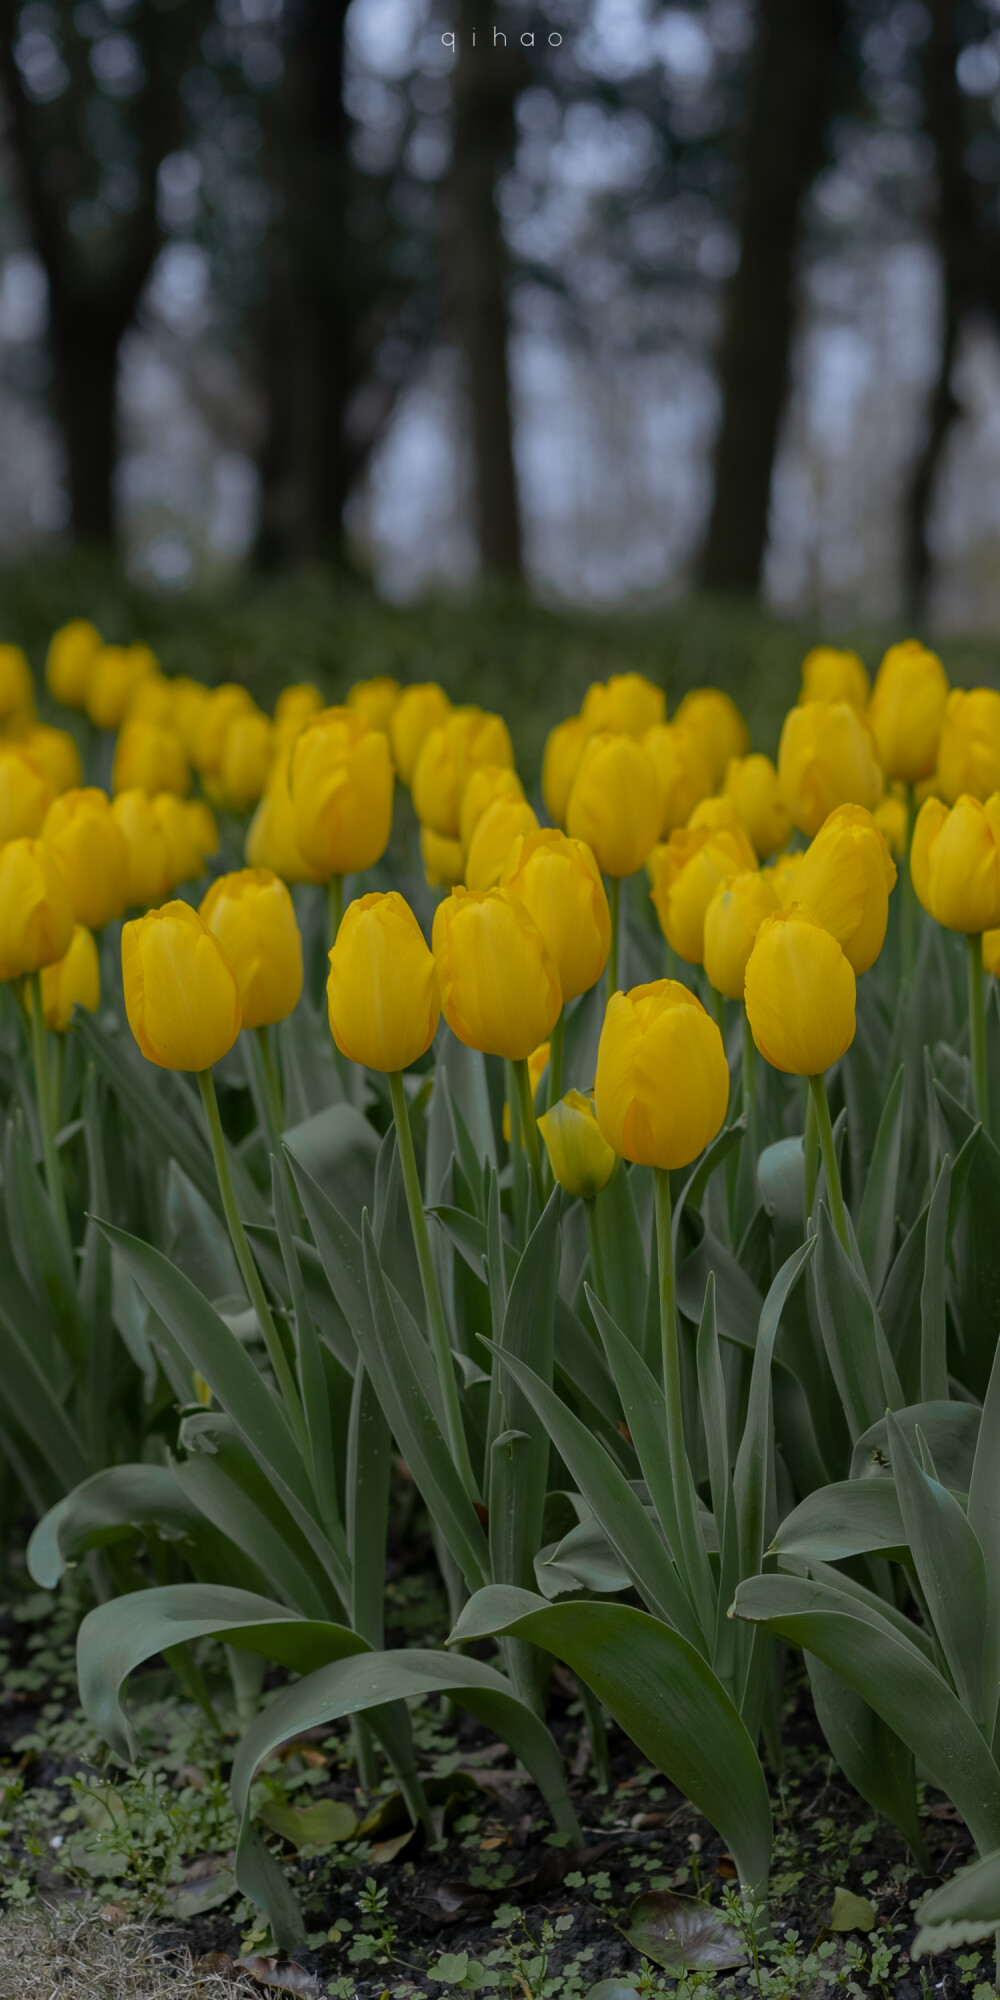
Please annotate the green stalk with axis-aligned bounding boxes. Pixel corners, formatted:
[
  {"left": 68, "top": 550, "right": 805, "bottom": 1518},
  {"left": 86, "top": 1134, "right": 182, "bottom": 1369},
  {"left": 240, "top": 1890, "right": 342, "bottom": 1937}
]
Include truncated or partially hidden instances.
[
  {"left": 711, "top": 983, "right": 726, "bottom": 1039},
  {"left": 389, "top": 1070, "right": 479, "bottom": 1502},
  {"left": 967, "top": 931, "right": 990, "bottom": 1134},
  {"left": 255, "top": 1023, "right": 284, "bottom": 1133},
  {"left": 514, "top": 1056, "right": 546, "bottom": 1209},
  {"left": 28, "top": 971, "right": 71, "bottom": 1252},
  {"left": 807, "top": 1072, "right": 850, "bottom": 1253},
  {"left": 328, "top": 873, "right": 344, "bottom": 949},
  {"left": 197, "top": 1068, "right": 309, "bottom": 1453},
  {"left": 607, "top": 876, "right": 621, "bottom": 994},
  {"left": 803, "top": 1079, "right": 819, "bottom": 1225},
  {"left": 901, "top": 785, "right": 917, "bottom": 982},
  {"left": 546, "top": 1008, "right": 565, "bottom": 1110},
  {"left": 653, "top": 1169, "right": 715, "bottom": 1646},
  {"left": 741, "top": 1008, "right": 756, "bottom": 1127},
  {"left": 583, "top": 1197, "right": 609, "bottom": 1308}
]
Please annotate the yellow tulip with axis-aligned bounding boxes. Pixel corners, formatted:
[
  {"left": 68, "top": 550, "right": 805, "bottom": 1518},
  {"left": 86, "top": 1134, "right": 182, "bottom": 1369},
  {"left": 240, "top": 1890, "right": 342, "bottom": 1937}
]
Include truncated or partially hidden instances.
[
  {"left": 37, "top": 924, "right": 100, "bottom": 1032},
  {"left": 171, "top": 678, "right": 213, "bottom": 759},
  {"left": 390, "top": 682, "right": 451, "bottom": 786},
  {"left": 985, "top": 931, "right": 1000, "bottom": 977},
  {"left": 937, "top": 689, "right": 1000, "bottom": 804},
  {"left": 537, "top": 1090, "right": 618, "bottom": 1198},
  {"left": 566, "top": 733, "right": 662, "bottom": 878},
  {"left": 581, "top": 673, "right": 665, "bottom": 739},
  {"left": 744, "top": 908, "right": 856, "bottom": 1075},
  {"left": 112, "top": 718, "right": 189, "bottom": 797},
  {"left": 642, "top": 724, "right": 713, "bottom": 835},
  {"left": 0, "top": 746, "right": 53, "bottom": 841},
  {"left": 911, "top": 793, "right": 1000, "bottom": 933},
  {"left": 151, "top": 793, "right": 210, "bottom": 891},
  {"left": 16, "top": 725, "right": 82, "bottom": 796},
  {"left": 412, "top": 708, "right": 514, "bottom": 838},
  {"left": 0, "top": 645, "right": 34, "bottom": 728},
  {"left": 767, "top": 851, "right": 804, "bottom": 907},
  {"left": 245, "top": 750, "right": 324, "bottom": 885},
  {"left": 541, "top": 717, "right": 586, "bottom": 827},
  {"left": 874, "top": 789, "right": 909, "bottom": 859},
  {"left": 502, "top": 1039, "right": 550, "bottom": 1141},
  {"left": 420, "top": 825, "right": 465, "bottom": 890},
  {"left": 86, "top": 644, "right": 158, "bottom": 731},
  {"left": 112, "top": 790, "right": 172, "bottom": 907},
  {"left": 703, "top": 870, "right": 780, "bottom": 1000},
  {"left": 124, "top": 673, "right": 176, "bottom": 727},
  {"left": 215, "top": 712, "right": 274, "bottom": 812},
  {"left": 648, "top": 821, "right": 758, "bottom": 965},
  {"left": 688, "top": 796, "right": 745, "bottom": 833},
  {"left": 290, "top": 707, "right": 393, "bottom": 877},
  {"left": 273, "top": 681, "right": 323, "bottom": 738},
  {"left": 793, "top": 804, "right": 897, "bottom": 975},
  {"left": 45, "top": 619, "right": 102, "bottom": 708},
  {"left": 501, "top": 827, "right": 610, "bottom": 1002},
  {"left": 465, "top": 798, "right": 539, "bottom": 891},
  {"left": 778, "top": 699, "right": 882, "bottom": 837},
  {"left": 594, "top": 981, "right": 730, "bottom": 1170},
  {"left": 42, "top": 788, "right": 130, "bottom": 930},
  {"left": 347, "top": 676, "right": 400, "bottom": 736},
  {"left": 193, "top": 684, "right": 258, "bottom": 784},
  {"left": 122, "top": 901, "right": 242, "bottom": 1071},
  {"left": 186, "top": 799, "right": 219, "bottom": 864},
  {"left": 328, "top": 890, "right": 440, "bottom": 1071},
  {"left": 0, "top": 838, "right": 74, "bottom": 978},
  {"left": 866, "top": 640, "right": 948, "bottom": 784},
  {"left": 673, "top": 688, "right": 750, "bottom": 787},
  {"left": 200, "top": 867, "right": 302, "bottom": 1029},
  {"left": 723, "top": 753, "right": 792, "bottom": 860},
  {"left": 799, "top": 646, "right": 870, "bottom": 710},
  {"left": 433, "top": 886, "right": 562, "bottom": 1061},
  {"left": 459, "top": 763, "right": 525, "bottom": 853}
]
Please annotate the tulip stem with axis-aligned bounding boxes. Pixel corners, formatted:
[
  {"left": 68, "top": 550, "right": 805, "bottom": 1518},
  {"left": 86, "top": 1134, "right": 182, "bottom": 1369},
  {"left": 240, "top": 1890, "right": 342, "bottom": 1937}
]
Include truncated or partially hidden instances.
[
  {"left": 967, "top": 931, "right": 990, "bottom": 1134},
  {"left": 514, "top": 1057, "right": 546, "bottom": 1209},
  {"left": 546, "top": 1009, "right": 565, "bottom": 1110},
  {"left": 741, "top": 1009, "right": 756, "bottom": 1128},
  {"left": 583, "top": 1197, "right": 608, "bottom": 1308},
  {"left": 389, "top": 1070, "right": 479, "bottom": 1503},
  {"left": 807, "top": 1073, "right": 850, "bottom": 1253},
  {"left": 27, "top": 972, "right": 71, "bottom": 1254},
  {"left": 653, "top": 1167, "right": 714, "bottom": 1644},
  {"left": 901, "top": 786, "right": 917, "bottom": 981},
  {"left": 803, "top": 1082, "right": 819, "bottom": 1224},
  {"left": 255, "top": 1023, "right": 285, "bottom": 1135},
  {"left": 607, "top": 877, "right": 621, "bottom": 994},
  {"left": 197, "top": 1068, "right": 309, "bottom": 1453},
  {"left": 328, "top": 873, "right": 343, "bottom": 948}
]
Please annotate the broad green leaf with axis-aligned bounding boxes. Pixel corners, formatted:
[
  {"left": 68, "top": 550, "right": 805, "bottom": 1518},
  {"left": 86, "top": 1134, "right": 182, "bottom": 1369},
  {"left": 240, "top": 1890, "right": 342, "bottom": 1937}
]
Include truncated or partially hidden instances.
[
  {"left": 733, "top": 1241, "right": 815, "bottom": 1581},
  {"left": 970, "top": 1331, "right": 1000, "bottom": 1746},
  {"left": 829, "top": 1888, "right": 876, "bottom": 1933},
  {"left": 171, "top": 1439, "right": 335, "bottom": 1621},
  {"left": 887, "top": 1410, "right": 987, "bottom": 1724},
  {"left": 812, "top": 1205, "right": 896, "bottom": 1440},
  {"left": 771, "top": 1482, "right": 907, "bottom": 1562},
  {"left": 489, "top": 1191, "right": 561, "bottom": 1607},
  {"left": 855, "top": 1067, "right": 904, "bottom": 1298},
  {"left": 0, "top": 1279, "right": 88, "bottom": 1497},
  {"left": 912, "top": 1848, "right": 1000, "bottom": 1955},
  {"left": 587, "top": 1289, "right": 680, "bottom": 1566},
  {"left": 626, "top": 1891, "right": 746, "bottom": 1972},
  {"left": 590, "top": 1167, "right": 647, "bottom": 1350},
  {"left": 271, "top": 1158, "right": 340, "bottom": 1540},
  {"left": 4, "top": 1116, "right": 86, "bottom": 1365},
  {"left": 283, "top": 1101, "right": 379, "bottom": 1221},
  {"left": 807, "top": 1655, "right": 926, "bottom": 1865},
  {"left": 346, "top": 1362, "right": 391, "bottom": 1649},
  {"left": 258, "top": 1799, "right": 358, "bottom": 1850},
  {"left": 851, "top": 1402, "right": 979, "bottom": 1491},
  {"left": 920, "top": 1158, "right": 951, "bottom": 1403},
  {"left": 27, "top": 1466, "right": 206, "bottom": 1590},
  {"left": 540, "top": 1517, "right": 632, "bottom": 1595}
]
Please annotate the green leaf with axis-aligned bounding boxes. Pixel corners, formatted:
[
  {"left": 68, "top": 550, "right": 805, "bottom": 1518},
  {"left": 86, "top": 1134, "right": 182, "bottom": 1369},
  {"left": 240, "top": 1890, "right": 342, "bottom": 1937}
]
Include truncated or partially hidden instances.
[
  {"left": 920, "top": 1158, "right": 951, "bottom": 1403},
  {"left": 587, "top": 1289, "right": 680, "bottom": 1567},
  {"left": 886, "top": 1410, "right": 988, "bottom": 1724},
  {"left": 855, "top": 1067, "right": 905, "bottom": 1299},
  {"left": 27, "top": 1465, "right": 206, "bottom": 1590},
  {"left": 771, "top": 1483, "right": 907, "bottom": 1563},
  {"left": 626, "top": 1891, "right": 747, "bottom": 1972},
  {"left": 540, "top": 1517, "right": 632, "bottom": 1595},
  {"left": 851, "top": 1402, "right": 979, "bottom": 1491},
  {"left": 829, "top": 1887, "right": 876, "bottom": 1933},
  {"left": 271, "top": 1158, "right": 340, "bottom": 1541},
  {"left": 590, "top": 1167, "right": 647, "bottom": 1352},
  {"left": 806, "top": 1656, "right": 926, "bottom": 1865},
  {"left": 913, "top": 1848, "right": 1000, "bottom": 1955},
  {"left": 812, "top": 1205, "right": 896, "bottom": 1441},
  {"left": 258, "top": 1799, "right": 358, "bottom": 1849},
  {"left": 282, "top": 1101, "right": 379, "bottom": 1221},
  {"left": 171, "top": 1434, "right": 335, "bottom": 1620},
  {"left": 489, "top": 1190, "right": 561, "bottom": 1603},
  {"left": 970, "top": 1330, "right": 1000, "bottom": 1747},
  {"left": 4, "top": 1116, "right": 86, "bottom": 1365},
  {"left": 346, "top": 1361, "right": 391, "bottom": 1649}
]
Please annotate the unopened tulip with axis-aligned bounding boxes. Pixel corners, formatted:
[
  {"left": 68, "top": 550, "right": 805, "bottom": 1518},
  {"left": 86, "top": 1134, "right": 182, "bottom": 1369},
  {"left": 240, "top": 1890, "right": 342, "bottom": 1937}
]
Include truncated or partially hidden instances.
[
  {"left": 348, "top": 676, "right": 400, "bottom": 736},
  {"left": 594, "top": 981, "right": 729, "bottom": 1169},
  {"left": 125, "top": 673, "right": 176, "bottom": 727},
  {"left": 937, "top": 689, "right": 1000, "bottom": 803},
  {"left": 17, "top": 725, "right": 82, "bottom": 796},
  {"left": 215, "top": 711, "right": 273, "bottom": 811},
  {"left": 501, "top": 827, "right": 610, "bottom": 1003},
  {"left": 37, "top": 924, "right": 100, "bottom": 1031},
  {"left": 328, "top": 891, "right": 440, "bottom": 1071},
  {"left": 245, "top": 751, "right": 323, "bottom": 885},
  {"left": 723, "top": 753, "right": 792, "bottom": 860},
  {"left": 122, "top": 902, "right": 242, "bottom": 1071},
  {"left": 794, "top": 804, "right": 897, "bottom": 974},
  {"left": 673, "top": 688, "right": 750, "bottom": 787},
  {"left": 643, "top": 724, "right": 713, "bottom": 835},
  {"left": 186, "top": 799, "right": 219, "bottom": 864},
  {"left": 911, "top": 794, "right": 1000, "bottom": 933},
  {"left": 0, "top": 746, "right": 53, "bottom": 841},
  {"left": 874, "top": 789, "right": 909, "bottom": 858},
  {"left": 420, "top": 824, "right": 465, "bottom": 890},
  {"left": 538, "top": 1090, "right": 618, "bottom": 1198},
  {"left": 778, "top": 700, "right": 882, "bottom": 837},
  {"left": 868, "top": 640, "right": 948, "bottom": 784},
  {"left": 465, "top": 798, "right": 539, "bottom": 891},
  {"left": 703, "top": 870, "right": 780, "bottom": 999},
  {"left": 581, "top": 673, "right": 665, "bottom": 739},
  {"left": 566, "top": 733, "right": 662, "bottom": 878},
  {"left": 86, "top": 644, "right": 157, "bottom": 730},
  {"left": 433, "top": 886, "right": 561, "bottom": 1061},
  {"left": 45, "top": 619, "right": 102, "bottom": 707},
  {"left": 290, "top": 708, "right": 393, "bottom": 876},
  {"left": 688, "top": 796, "right": 745, "bottom": 833},
  {"left": 42, "top": 788, "right": 129, "bottom": 930},
  {"left": 274, "top": 681, "right": 323, "bottom": 740},
  {"left": 413, "top": 708, "right": 513, "bottom": 838},
  {"left": 459, "top": 763, "right": 525, "bottom": 853},
  {"left": 152, "top": 793, "right": 210, "bottom": 890},
  {"left": 112, "top": 790, "right": 172, "bottom": 907},
  {"left": 391, "top": 682, "right": 451, "bottom": 786},
  {"left": 648, "top": 821, "right": 758, "bottom": 965},
  {"left": 194, "top": 684, "right": 258, "bottom": 784},
  {"left": 112, "top": 718, "right": 189, "bottom": 797},
  {"left": 0, "top": 645, "right": 34, "bottom": 728},
  {"left": 799, "top": 646, "right": 870, "bottom": 710},
  {"left": 744, "top": 908, "right": 856, "bottom": 1075},
  {"left": 200, "top": 868, "right": 302, "bottom": 1028},
  {"left": 768, "top": 850, "right": 804, "bottom": 907},
  {"left": 541, "top": 716, "right": 586, "bottom": 827},
  {"left": 0, "top": 838, "right": 74, "bottom": 978},
  {"left": 172, "top": 678, "right": 213, "bottom": 759}
]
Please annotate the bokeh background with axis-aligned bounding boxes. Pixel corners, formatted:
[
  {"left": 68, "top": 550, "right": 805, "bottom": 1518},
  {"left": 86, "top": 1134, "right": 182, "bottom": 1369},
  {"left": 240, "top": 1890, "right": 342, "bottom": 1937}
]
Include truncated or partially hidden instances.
[{"left": 0, "top": 0, "right": 998, "bottom": 746}]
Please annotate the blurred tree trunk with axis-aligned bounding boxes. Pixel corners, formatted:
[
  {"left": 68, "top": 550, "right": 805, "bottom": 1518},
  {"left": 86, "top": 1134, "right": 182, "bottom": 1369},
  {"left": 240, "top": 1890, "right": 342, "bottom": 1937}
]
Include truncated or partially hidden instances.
[
  {"left": 449, "top": 0, "right": 524, "bottom": 582},
  {"left": 700, "top": 0, "right": 846, "bottom": 596}
]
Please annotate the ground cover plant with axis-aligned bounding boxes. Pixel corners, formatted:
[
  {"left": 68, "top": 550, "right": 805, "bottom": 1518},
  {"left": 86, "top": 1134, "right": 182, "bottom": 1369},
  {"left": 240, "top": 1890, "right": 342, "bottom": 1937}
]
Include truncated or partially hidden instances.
[{"left": 3, "top": 598, "right": 1000, "bottom": 1993}]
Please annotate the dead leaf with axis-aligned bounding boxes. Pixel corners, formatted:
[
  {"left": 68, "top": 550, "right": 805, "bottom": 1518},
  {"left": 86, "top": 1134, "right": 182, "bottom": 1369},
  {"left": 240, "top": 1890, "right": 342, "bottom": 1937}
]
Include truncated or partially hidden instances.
[
  {"left": 369, "top": 1829, "right": 415, "bottom": 1865},
  {"left": 626, "top": 1891, "right": 747, "bottom": 1974},
  {"left": 236, "top": 1956, "right": 320, "bottom": 1994},
  {"left": 716, "top": 1854, "right": 737, "bottom": 1881},
  {"left": 99, "top": 1904, "right": 128, "bottom": 1926}
]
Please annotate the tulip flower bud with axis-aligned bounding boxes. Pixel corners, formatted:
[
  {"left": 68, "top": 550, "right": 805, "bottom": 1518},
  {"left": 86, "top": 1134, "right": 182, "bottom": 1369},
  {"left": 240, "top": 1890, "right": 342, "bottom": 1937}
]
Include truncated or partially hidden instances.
[
  {"left": 433, "top": 886, "right": 562, "bottom": 1061},
  {"left": 328, "top": 890, "right": 440, "bottom": 1071},
  {"left": 200, "top": 867, "right": 302, "bottom": 1029},
  {"left": 723, "top": 753, "right": 792, "bottom": 860},
  {"left": 799, "top": 646, "right": 870, "bottom": 710},
  {"left": 112, "top": 718, "right": 190, "bottom": 797},
  {"left": 465, "top": 798, "right": 539, "bottom": 891},
  {"left": 937, "top": 689, "right": 1000, "bottom": 804},
  {"left": 594, "top": 980, "right": 730, "bottom": 1170},
  {"left": 413, "top": 708, "right": 514, "bottom": 838},
  {"left": 911, "top": 793, "right": 1000, "bottom": 933},
  {"left": 703, "top": 870, "right": 780, "bottom": 1000},
  {"left": 186, "top": 799, "right": 219, "bottom": 864},
  {"left": 643, "top": 724, "right": 713, "bottom": 835},
  {"left": 0, "top": 838, "right": 74, "bottom": 978},
  {"left": 125, "top": 673, "right": 176, "bottom": 727},
  {"left": 36, "top": 924, "right": 100, "bottom": 1032},
  {"left": 0, "top": 644, "right": 34, "bottom": 729},
  {"left": 215, "top": 712, "right": 274, "bottom": 811},
  {"left": 768, "top": 850, "right": 803, "bottom": 906},
  {"left": 245, "top": 750, "right": 324, "bottom": 885},
  {"left": 273, "top": 681, "right": 323, "bottom": 740},
  {"left": 419, "top": 824, "right": 464, "bottom": 889},
  {"left": 541, "top": 717, "right": 586, "bottom": 827},
  {"left": 744, "top": 908, "right": 856, "bottom": 1075},
  {"left": 867, "top": 640, "right": 949, "bottom": 785},
  {"left": 0, "top": 746, "right": 53, "bottom": 841},
  {"left": 459, "top": 763, "right": 525, "bottom": 853},
  {"left": 874, "top": 789, "right": 909, "bottom": 859},
  {"left": 172, "top": 678, "right": 213, "bottom": 759},
  {"left": 673, "top": 688, "right": 750, "bottom": 787},
  {"left": 538, "top": 1091, "right": 618, "bottom": 1198},
  {"left": 17, "top": 725, "right": 82, "bottom": 796},
  {"left": 42, "top": 787, "right": 130, "bottom": 930},
  {"left": 122, "top": 902, "right": 242, "bottom": 1071},
  {"left": 688, "top": 796, "right": 744, "bottom": 833},
  {"left": 648, "top": 821, "right": 758, "bottom": 965},
  {"left": 391, "top": 682, "right": 451, "bottom": 786},
  {"left": 793, "top": 804, "right": 896, "bottom": 975},
  {"left": 196, "top": 684, "right": 258, "bottom": 783},
  {"left": 581, "top": 673, "right": 665, "bottom": 739},
  {"left": 347, "top": 676, "right": 400, "bottom": 736},
  {"left": 501, "top": 827, "right": 611, "bottom": 1003},
  {"left": 566, "top": 733, "right": 662, "bottom": 879},
  {"left": 45, "top": 619, "right": 102, "bottom": 708},
  {"left": 86, "top": 644, "right": 158, "bottom": 730},
  {"left": 290, "top": 707, "right": 394, "bottom": 877},
  {"left": 778, "top": 700, "right": 882, "bottom": 837},
  {"left": 112, "top": 790, "right": 172, "bottom": 907},
  {"left": 152, "top": 793, "right": 210, "bottom": 890}
]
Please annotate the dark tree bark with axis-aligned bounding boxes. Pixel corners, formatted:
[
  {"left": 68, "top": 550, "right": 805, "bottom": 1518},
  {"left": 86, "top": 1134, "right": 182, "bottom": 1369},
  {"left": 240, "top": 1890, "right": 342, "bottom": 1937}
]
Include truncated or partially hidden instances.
[
  {"left": 449, "top": 0, "right": 525, "bottom": 582},
  {"left": 700, "top": 0, "right": 846, "bottom": 595}
]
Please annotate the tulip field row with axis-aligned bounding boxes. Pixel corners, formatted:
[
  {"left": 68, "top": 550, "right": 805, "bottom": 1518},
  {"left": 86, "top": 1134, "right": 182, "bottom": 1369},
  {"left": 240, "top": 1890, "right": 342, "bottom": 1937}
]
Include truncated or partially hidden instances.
[{"left": 3, "top": 619, "right": 1000, "bottom": 1983}]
